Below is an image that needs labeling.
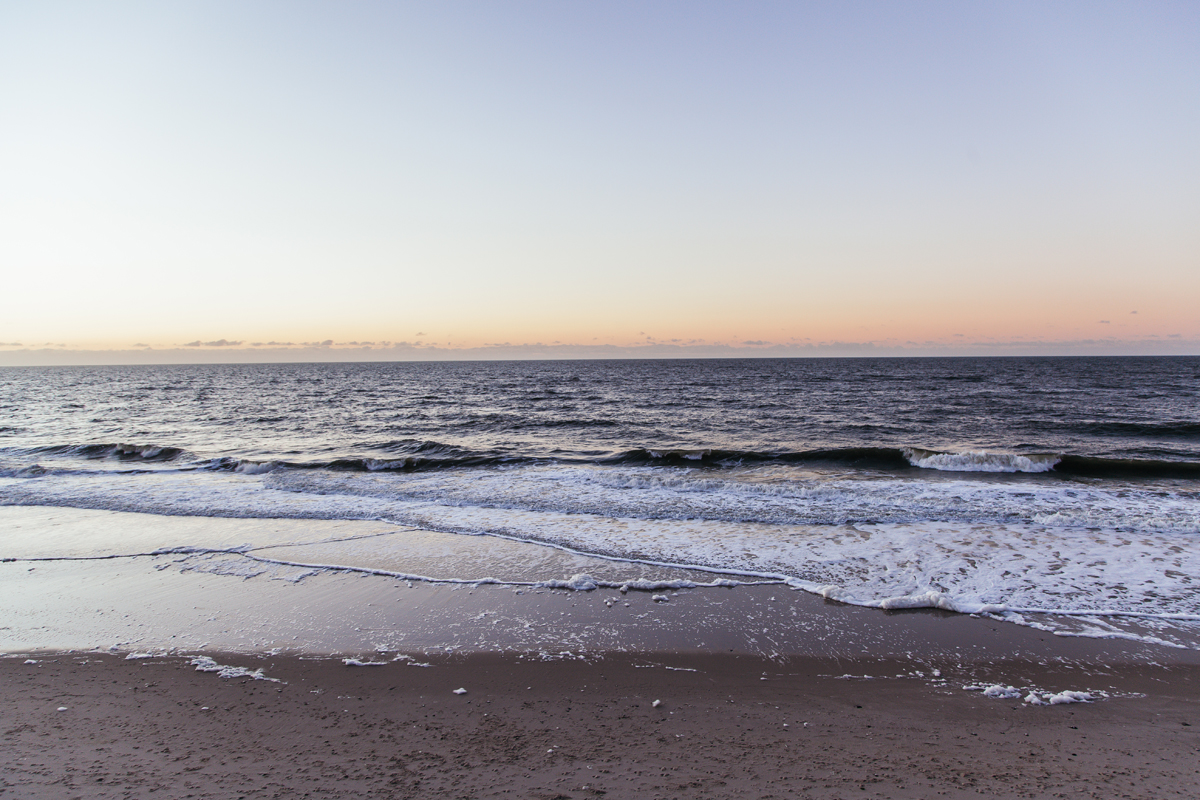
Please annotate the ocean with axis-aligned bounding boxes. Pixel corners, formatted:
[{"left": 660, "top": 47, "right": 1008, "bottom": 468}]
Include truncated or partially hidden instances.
[{"left": 2, "top": 356, "right": 1199, "bottom": 648}]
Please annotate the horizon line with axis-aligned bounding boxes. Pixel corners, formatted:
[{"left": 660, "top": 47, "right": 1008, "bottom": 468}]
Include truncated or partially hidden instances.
[{"left": 2, "top": 339, "right": 1198, "bottom": 367}]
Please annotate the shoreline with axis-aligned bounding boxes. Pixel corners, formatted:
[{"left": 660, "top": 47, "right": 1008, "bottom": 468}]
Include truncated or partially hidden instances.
[
  {"left": 3, "top": 506, "right": 1200, "bottom": 797},
  {"left": 4, "top": 506, "right": 1200, "bottom": 660},
  {"left": 7, "top": 553, "right": 1200, "bottom": 667}
]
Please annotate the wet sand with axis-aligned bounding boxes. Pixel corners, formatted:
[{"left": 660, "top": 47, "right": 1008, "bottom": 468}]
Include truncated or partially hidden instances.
[
  {"left": 5, "top": 551, "right": 1200, "bottom": 665},
  {"left": 4, "top": 507, "right": 1199, "bottom": 660}
]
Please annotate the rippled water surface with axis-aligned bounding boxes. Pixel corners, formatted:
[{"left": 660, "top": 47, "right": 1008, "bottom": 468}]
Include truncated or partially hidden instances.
[{"left": 2, "top": 357, "right": 1199, "bottom": 646}]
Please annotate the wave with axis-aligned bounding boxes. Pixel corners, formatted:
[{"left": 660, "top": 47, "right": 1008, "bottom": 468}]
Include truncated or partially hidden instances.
[
  {"left": 1076, "top": 421, "right": 1200, "bottom": 440},
  {"left": 6, "top": 440, "right": 1198, "bottom": 481},
  {"left": 30, "top": 443, "right": 191, "bottom": 462},
  {"left": 599, "top": 447, "right": 911, "bottom": 469},
  {"left": 363, "top": 439, "right": 498, "bottom": 457},
  {"left": 187, "top": 445, "right": 913, "bottom": 473},
  {"left": 901, "top": 448, "right": 1200, "bottom": 479},
  {"left": 603, "top": 447, "right": 1200, "bottom": 479},
  {"left": 1052, "top": 455, "right": 1200, "bottom": 479},
  {"left": 0, "top": 464, "right": 47, "bottom": 478},
  {"left": 901, "top": 448, "right": 1060, "bottom": 473},
  {"left": 255, "top": 463, "right": 1200, "bottom": 534}
]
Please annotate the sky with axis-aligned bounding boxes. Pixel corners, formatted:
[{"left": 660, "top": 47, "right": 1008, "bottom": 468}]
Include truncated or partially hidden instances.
[{"left": 1, "top": 0, "right": 1198, "bottom": 364}]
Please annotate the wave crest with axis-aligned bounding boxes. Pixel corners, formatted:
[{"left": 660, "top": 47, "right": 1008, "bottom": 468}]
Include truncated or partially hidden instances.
[
  {"left": 28, "top": 443, "right": 190, "bottom": 462},
  {"left": 903, "top": 448, "right": 1060, "bottom": 473}
]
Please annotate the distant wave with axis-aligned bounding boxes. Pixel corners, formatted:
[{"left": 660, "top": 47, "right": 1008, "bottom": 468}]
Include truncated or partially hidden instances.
[
  {"left": 6, "top": 440, "right": 1199, "bottom": 480},
  {"left": 600, "top": 447, "right": 910, "bottom": 470},
  {"left": 30, "top": 443, "right": 191, "bottom": 462},
  {"left": 1053, "top": 455, "right": 1200, "bottom": 479},
  {"left": 0, "top": 465, "right": 47, "bottom": 478},
  {"left": 365, "top": 439, "right": 498, "bottom": 456},
  {"left": 899, "top": 447, "right": 1200, "bottom": 478},
  {"left": 602, "top": 447, "right": 1200, "bottom": 478},
  {"left": 1075, "top": 421, "right": 1200, "bottom": 440}
]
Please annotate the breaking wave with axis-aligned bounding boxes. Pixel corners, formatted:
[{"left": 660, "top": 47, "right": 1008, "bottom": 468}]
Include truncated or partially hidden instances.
[
  {"left": 4, "top": 441, "right": 1198, "bottom": 480},
  {"left": 902, "top": 448, "right": 1060, "bottom": 473},
  {"left": 31, "top": 443, "right": 190, "bottom": 462}
]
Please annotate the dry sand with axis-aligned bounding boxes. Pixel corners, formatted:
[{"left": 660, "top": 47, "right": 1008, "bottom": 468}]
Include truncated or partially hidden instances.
[{"left": 4, "top": 650, "right": 1199, "bottom": 800}]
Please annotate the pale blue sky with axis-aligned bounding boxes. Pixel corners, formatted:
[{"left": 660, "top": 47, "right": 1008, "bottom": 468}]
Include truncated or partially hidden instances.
[{"left": 1, "top": 1, "right": 1197, "bottom": 361}]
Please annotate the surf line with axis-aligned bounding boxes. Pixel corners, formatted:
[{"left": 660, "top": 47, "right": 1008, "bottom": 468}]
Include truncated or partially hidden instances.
[
  {"left": 368, "top": 514, "right": 795, "bottom": 584},
  {"left": 367, "top": 516, "right": 1200, "bottom": 623},
  {"left": 236, "top": 550, "right": 771, "bottom": 593},
  {"left": 5, "top": 518, "right": 1199, "bottom": 622},
  {"left": 0, "top": 518, "right": 784, "bottom": 593},
  {"left": 0, "top": 547, "right": 775, "bottom": 594},
  {"left": 0, "top": 524, "right": 429, "bottom": 563}
]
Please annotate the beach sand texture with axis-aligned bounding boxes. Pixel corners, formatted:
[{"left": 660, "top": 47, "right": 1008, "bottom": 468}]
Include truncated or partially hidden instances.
[
  {"left": 3, "top": 509, "right": 1199, "bottom": 799},
  {"left": 3, "top": 650, "right": 1198, "bottom": 800}
]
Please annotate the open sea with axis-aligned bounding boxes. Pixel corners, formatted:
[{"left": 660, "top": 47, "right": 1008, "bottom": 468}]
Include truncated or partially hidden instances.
[{"left": 2, "top": 356, "right": 1199, "bottom": 647}]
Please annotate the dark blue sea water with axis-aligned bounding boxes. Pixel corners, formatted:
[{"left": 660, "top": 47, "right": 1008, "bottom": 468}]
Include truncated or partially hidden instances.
[
  {"left": 3, "top": 356, "right": 1199, "bottom": 467},
  {"left": 2, "top": 357, "right": 1199, "bottom": 645}
]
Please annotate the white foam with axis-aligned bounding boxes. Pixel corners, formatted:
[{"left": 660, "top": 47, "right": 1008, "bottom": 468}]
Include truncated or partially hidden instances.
[
  {"left": 968, "top": 683, "right": 1098, "bottom": 705},
  {"left": 1047, "top": 690, "right": 1092, "bottom": 705},
  {"left": 535, "top": 573, "right": 599, "bottom": 591},
  {"left": 342, "top": 658, "right": 387, "bottom": 666},
  {"left": 234, "top": 460, "right": 280, "bottom": 475},
  {"left": 829, "top": 589, "right": 958, "bottom": 612},
  {"left": 272, "top": 461, "right": 1199, "bottom": 533},
  {"left": 189, "top": 656, "right": 280, "bottom": 682},
  {"left": 8, "top": 459, "right": 1199, "bottom": 534},
  {"left": 903, "top": 448, "right": 1060, "bottom": 473},
  {"left": 4, "top": 463, "right": 1200, "bottom": 647},
  {"left": 391, "top": 655, "right": 433, "bottom": 667}
]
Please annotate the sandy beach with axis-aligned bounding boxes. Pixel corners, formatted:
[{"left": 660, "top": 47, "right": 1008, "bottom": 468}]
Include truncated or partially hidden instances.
[
  {"left": 4, "top": 649, "right": 1199, "bottom": 799},
  {"left": 3, "top": 507, "right": 1199, "bottom": 799}
]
